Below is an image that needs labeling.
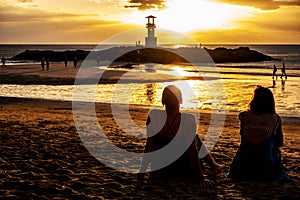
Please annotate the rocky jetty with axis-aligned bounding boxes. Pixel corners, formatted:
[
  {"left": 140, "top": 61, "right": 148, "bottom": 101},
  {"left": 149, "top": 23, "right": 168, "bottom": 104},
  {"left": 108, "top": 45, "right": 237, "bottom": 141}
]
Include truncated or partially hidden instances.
[
  {"left": 204, "top": 47, "right": 275, "bottom": 63},
  {"left": 11, "top": 46, "right": 276, "bottom": 64},
  {"left": 11, "top": 49, "right": 89, "bottom": 62}
]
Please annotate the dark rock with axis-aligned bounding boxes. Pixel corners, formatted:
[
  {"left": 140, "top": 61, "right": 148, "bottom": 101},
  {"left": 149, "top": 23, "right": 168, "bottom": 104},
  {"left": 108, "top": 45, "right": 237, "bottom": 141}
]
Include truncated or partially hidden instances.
[
  {"left": 205, "top": 46, "right": 276, "bottom": 63},
  {"left": 11, "top": 49, "right": 89, "bottom": 62},
  {"left": 11, "top": 46, "right": 277, "bottom": 64}
]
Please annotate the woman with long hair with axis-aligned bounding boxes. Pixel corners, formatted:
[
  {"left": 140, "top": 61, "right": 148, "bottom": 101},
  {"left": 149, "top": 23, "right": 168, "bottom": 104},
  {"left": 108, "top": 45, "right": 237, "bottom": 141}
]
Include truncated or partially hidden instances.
[{"left": 228, "top": 86, "right": 290, "bottom": 180}]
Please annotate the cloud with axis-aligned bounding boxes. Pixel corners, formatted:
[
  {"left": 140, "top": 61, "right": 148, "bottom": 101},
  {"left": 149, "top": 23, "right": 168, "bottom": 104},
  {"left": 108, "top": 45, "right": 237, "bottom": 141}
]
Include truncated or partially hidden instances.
[
  {"left": 125, "top": 0, "right": 166, "bottom": 10},
  {"left": 0, "top": 4, "right": 141, "bottom": 43},
  {"left": 18, "top": 0, "right": 34, "bottom": 3},
  {"left": 213, "top": 0, "right": 300, "bottom": 10},
  {"left": 0, "top": 4, "right": 92, "bottom": 22}
]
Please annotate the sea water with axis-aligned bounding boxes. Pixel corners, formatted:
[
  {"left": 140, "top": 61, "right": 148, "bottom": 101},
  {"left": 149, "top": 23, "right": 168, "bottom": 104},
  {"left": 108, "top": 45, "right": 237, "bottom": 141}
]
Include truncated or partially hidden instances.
[{"left": 0, "top": 44, "right": 299, "bottom": 117}]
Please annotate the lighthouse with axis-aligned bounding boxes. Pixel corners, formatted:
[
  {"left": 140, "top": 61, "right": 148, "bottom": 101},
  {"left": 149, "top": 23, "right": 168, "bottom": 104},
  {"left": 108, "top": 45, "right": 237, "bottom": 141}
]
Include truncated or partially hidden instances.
[{"left": 145, "top": 15, "right": 157, "bottom": 48}]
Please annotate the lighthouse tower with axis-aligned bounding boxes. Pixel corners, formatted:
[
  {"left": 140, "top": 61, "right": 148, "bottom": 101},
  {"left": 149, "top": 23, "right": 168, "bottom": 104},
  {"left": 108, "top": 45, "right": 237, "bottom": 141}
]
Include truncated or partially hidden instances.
[{"left": 145, "top": 15, "right": 157, "bottom": 48}]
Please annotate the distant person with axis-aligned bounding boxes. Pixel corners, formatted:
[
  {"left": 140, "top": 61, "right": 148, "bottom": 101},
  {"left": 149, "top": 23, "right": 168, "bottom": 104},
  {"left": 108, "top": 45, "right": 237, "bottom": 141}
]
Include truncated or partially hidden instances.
[
  {"left": 272, "top": 79, "right": 276, "bottom": 88},
  {"left": 1, "top": 56, "right": 6, "bottom": 67},
  {"left": 138, "top": 85, "right": 223, "bottom": 187},
  {"left": 41, "top": 58, "right": 45, "bottom": 70},
  {"left": 228, "top": 86, "right": 290, "bottom": 181},
  {"left": 281, "top": 79, "right": 286, "bottom": 91},
  {"left": 281, "top": 62, "right": 287, "bottom": 79},
  {"left": 46, "top": 58, "right": 50, "bottom": 70},
  {"left": 64, "top": 57, "right": 68, "bottom": 68},
  {"left": 272, "top": 64, "right": 277, "bottom": 79},
  {"left": 73, "top": 57, "right": 78, "bottom": 68}
]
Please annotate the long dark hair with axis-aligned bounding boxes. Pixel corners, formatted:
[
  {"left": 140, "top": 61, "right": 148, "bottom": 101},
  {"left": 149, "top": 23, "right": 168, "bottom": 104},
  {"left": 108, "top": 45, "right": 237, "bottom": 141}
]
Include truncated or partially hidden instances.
[{"left": 249, "top": 86, "right": 276, "bottom": 114}]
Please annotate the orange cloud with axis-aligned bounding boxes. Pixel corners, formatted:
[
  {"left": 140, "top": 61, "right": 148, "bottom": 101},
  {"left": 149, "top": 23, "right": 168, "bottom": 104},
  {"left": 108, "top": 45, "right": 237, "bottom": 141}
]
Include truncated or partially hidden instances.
[
  {"left": 0, "top": 4, "right": 141, "bottom": 44},
  {"left": 125, "top": 0, "right": 166, "bottom": 10},
  {"left": 213, "top": 0, "right": 300, "bottom": 10}
]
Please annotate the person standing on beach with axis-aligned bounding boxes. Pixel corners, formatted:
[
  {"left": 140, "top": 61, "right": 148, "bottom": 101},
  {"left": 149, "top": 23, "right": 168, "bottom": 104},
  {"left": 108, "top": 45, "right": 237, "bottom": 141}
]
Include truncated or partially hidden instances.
[
  {"left": 281, "top": 62, "right": 287, "bottom": 79},
  {"left": 227, "top": 86, "right": 290, "bottom": 181},
  {"left": 46, "top": 58, "right": 50, "bottom": 70},
  {"left": 73, "top": 57, "right": 78, "bottom": 68},
  {"left": 1, "top": 56, "right": 6, "bottom": 67},
  {"left": 41, "top": 58, "right": 45, "bottom": 70},
  {"left": 138, "top": 85, "right": 223, "bottom": 187},
  {"left": 272, "top": 64, "right": 277, "bottom": 79}
]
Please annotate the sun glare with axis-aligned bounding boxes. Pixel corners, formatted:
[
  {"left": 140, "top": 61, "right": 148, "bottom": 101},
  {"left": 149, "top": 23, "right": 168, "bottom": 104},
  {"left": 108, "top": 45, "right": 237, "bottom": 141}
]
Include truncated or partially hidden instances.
[{"left": 124, "top": 0, "right": 255, "bottom": 33}]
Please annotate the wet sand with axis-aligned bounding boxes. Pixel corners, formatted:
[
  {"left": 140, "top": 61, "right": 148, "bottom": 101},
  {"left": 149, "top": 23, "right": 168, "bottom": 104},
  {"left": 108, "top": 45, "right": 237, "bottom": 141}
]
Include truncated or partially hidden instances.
[
  {"left": 0, "top": 63, "right": 183, "bottom": 85},
  {"left": 1, "top": 64, "right": 300, "bottom": 199}
]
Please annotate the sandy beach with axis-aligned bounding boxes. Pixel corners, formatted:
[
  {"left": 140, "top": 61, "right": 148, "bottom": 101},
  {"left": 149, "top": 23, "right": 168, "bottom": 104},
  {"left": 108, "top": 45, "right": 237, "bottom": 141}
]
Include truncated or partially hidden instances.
[{"left": 1, "top": 64, "right": 300, "bottom": 199}]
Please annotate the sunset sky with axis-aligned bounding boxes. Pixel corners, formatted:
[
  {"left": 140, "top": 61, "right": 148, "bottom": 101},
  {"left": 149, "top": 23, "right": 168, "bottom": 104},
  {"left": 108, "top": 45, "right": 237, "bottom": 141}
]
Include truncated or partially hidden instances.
[{"left": 0, "top": 0, "right": 299, "bottom": 44}]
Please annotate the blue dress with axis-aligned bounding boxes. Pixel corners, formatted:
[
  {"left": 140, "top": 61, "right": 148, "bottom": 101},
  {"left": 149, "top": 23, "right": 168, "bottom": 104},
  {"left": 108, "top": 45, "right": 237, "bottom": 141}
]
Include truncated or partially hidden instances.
[{"left": 229, "top": 111, "right": 289, "bottom": 180}]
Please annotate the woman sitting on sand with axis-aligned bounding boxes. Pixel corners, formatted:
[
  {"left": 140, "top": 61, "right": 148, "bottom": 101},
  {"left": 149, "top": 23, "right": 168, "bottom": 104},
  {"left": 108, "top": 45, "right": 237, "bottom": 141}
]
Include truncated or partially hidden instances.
[
  {"left": 228, "top": 86, "right": 290, "bottom": 180},
  {"left": 138, "top": 85, "right": 223, "bottom": 187}
]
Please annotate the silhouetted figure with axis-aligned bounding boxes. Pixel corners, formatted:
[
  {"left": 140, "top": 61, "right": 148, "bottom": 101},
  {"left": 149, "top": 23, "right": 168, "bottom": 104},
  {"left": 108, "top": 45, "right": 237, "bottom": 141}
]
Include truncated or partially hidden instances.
[
  {"left": 1, "top": 56, "right": 6, "bottom": 68},
  {"left": 46, "top": 58, "right": 50, "bottom": 70},
  {"left": 228, "top": 86, "right": 290, "bottom": 181},
  {"left": 272, "top": 79, "right": 276, "bottom": 88},
  {"left": 64, "top": 57, "right": 68, "bottom": 68},
  {"left": 73, "top": 57, "right": 78, "bottom": 68},
  {"left": 138, "top": 85, "right": 223, "bottom": 187},
  {"left": 281, "top": 78, "right": 286, "bottom": 91},
  {"left": 41, "top": 58, "right": 45, "bottom": 70},
  {"left": 272, "top": 64, "right": 277, "bottom": 79},
  {"left": 281, "top": 62, "right": 287, "bottom": 79}
]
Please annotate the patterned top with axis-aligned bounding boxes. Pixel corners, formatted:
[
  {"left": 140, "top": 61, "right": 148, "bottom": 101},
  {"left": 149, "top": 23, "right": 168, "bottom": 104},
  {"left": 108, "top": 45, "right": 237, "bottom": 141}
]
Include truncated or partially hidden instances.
[
  {"left": 229, "top": 111, "right": 286, "bottom": 180},
  {"left": 241, "top": 111, "right": 280, "bottom": 145}
]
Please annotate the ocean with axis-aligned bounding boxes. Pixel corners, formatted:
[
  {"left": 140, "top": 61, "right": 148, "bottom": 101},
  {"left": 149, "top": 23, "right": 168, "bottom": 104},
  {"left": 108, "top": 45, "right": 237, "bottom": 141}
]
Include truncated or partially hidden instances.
[{"left": 0, "top": 44, "right": 299, "bottom": 117}]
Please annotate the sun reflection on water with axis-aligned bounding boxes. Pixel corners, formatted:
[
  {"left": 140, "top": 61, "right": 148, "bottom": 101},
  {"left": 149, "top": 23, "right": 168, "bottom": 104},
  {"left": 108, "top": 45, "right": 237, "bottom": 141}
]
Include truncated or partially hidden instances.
[{"left": 0, "top": 64, "right": 299, "bottom": 117}]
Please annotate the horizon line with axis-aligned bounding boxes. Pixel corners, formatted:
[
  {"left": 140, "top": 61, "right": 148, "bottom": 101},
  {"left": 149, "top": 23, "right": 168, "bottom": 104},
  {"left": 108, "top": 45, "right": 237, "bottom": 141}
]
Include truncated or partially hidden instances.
[{"left": 1, "top": 43, "right": 300, "bottom": 45}]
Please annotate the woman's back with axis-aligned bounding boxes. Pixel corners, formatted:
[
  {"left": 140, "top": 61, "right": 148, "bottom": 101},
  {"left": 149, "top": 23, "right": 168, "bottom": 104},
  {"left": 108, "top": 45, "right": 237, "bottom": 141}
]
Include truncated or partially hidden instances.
[
  {"left": 241, "top": 111, "right": 279, "bottom": 145},
  {"left": 146, "top": 109, "right": 198, "bottom": 178},
  {"left": 229, "top": 111, "right": 284, "bottom": 180}
]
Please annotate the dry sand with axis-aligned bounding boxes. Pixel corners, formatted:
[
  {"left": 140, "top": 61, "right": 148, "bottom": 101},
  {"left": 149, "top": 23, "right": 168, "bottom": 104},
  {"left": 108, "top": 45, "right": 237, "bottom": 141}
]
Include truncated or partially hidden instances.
[{"left": 1, "top": 64, "right": 300, "bottom": 199}]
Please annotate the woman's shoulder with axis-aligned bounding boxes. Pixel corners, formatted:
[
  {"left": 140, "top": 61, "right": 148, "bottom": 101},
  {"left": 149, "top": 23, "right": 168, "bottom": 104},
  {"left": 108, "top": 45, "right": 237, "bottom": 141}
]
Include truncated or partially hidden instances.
[
  {"left": 148, "top": 109, "right": 165, "bottom": 116},
  {"left": 239, "top": 111, "right": 280, "bottom": 117},
  {"left": 148, "top": 109, "right": 196, "bottom": 119},
  {"left": 180, "top": 113, "right": 196, "bottom": 127},
  {"left": 147, "top": 109, "right": 166, "bottom": 122},
  {"left": 239, "top": 111, "right": 281, "bottom": 124}
]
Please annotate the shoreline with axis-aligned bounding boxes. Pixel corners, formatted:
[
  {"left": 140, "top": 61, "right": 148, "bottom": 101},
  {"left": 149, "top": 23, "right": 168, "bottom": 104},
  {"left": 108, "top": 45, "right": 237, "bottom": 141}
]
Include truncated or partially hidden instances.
[
  {"left": 1, "top": 63, "right": 300, "bottom": 118},
  {"left": 1, "top": 96, "right": 299, "bottom": 199},
  {"left": 0, "top": 63, "right": 299, "bottom": 86}
]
